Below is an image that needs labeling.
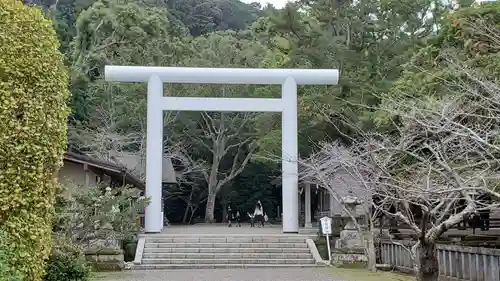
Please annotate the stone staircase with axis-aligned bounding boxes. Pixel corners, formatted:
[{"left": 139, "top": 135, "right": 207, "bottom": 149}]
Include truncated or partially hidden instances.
[{"left": 134, "top": 234, "right": 317, "bottom": 269}]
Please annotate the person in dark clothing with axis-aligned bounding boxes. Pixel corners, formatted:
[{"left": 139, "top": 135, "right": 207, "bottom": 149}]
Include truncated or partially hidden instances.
[
  {"left": 227, "top": 206, "right": 233, "bottom": 227},
  {"left": 477, "top": 192, "right": 492, "bottom": 231},
  {"left": 235, "top": 211, "right": 241, "bottom": 227},
  {"left": 254, "top": 200, "right": 265, "bottom": 227},
  {"left": 248, "top": 212, "right": 255, "bottom": 227}
]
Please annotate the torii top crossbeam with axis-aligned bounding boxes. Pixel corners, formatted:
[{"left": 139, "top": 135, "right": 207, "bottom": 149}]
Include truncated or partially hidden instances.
[{"left": 105, "top": 66, "right": 339, "bottom": 85}]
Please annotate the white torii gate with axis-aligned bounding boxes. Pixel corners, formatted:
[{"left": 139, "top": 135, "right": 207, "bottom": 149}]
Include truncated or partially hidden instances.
[{"left": 105, "top": 66, "right": 339, "bottom": 233}]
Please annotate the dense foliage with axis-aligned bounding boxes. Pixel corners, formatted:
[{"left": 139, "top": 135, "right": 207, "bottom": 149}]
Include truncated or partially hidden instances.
[
  {"left": 52, "top": 0, "right": 460, "bottom": 223},
  {"left": 376, "top": 2, "right": 500, "bottom": 126},
  {"left": 22, "top": 0, "right": 497, "bottom": 225},
  {"left": 0, "top": 0, "right": 69, "bottom": 279},
  {"left": 56, "top": 186, "right": 149, "bottom": 248},
  {"left": 0, "top": 228, "right": 25, "bottom": 281},
  {"left": 47, "top": 185, "right": 146, "bottom": 278},
  {"left": 1, "top": 0, "right": 499, "bottom": 279},
  {"left": 166, "top": 0, "right": 262, "bottom": 36}
]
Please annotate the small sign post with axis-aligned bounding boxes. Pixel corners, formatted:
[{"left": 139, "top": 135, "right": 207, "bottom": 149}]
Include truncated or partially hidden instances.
[{"left": 320, "top": 216, "right": 333, "bottom": 264}]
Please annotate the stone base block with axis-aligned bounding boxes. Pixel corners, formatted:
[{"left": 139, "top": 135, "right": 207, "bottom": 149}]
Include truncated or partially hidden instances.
[
  {"left": 335, "top": 230, "right": 363, "bottom": 249},
  {"left": 331, "top": 252, "right": 367, "bottom": 266},
  {"left": 85, "top": 248, "right": 124, "bottom": 272}
]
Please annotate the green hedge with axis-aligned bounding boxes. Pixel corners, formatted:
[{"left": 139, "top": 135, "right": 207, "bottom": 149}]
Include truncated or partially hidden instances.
[{"left": 0, "top": 1, "right": 69, "bottom": 280}]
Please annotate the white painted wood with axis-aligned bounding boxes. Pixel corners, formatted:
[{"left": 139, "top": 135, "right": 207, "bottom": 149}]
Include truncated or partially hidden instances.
[
  {"left": 159, "top": 97, "right": 283, "bottom": 112},
  {"left": 105, "top": 66, "right": 340, "bottom": 234},
  {"left": 304, "top": 183, "right": 312, "bottom": 228},
  {"left": 145, "top": 76, "right": 164, "bottom": 233},
  {"left": 281, "top": 77, "right": 299, "bottom": 233},
  {"left": 105, "top": 66, "right": 339, "bottom": 85}
]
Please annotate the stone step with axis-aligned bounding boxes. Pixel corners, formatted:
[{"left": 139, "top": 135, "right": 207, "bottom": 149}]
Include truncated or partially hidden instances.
[
  {"left": 141, "top": 258, "right": 315, "bottom": 265},
  {"left": 298, "top": 228, "right": 318, "bottom": 235},
  {"left": 143, "top": 247, "right": 311, "bottom": 254},
  {"left": 133, "top": 264, "right": 320, "bottom": 269},
  {"left": 142, "top": 252, "right": 312, "bottom": 259},
  {"left": 144, "top": 242, "right": 308, "bottom": 248},
  {"left": 145, "top": 237, "right": 308, "bottom": 243}
]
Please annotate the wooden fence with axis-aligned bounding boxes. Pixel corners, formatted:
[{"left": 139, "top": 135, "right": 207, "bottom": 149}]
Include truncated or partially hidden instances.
[{"left": 380, "top": 240, "right": 500, "bottom": 281}]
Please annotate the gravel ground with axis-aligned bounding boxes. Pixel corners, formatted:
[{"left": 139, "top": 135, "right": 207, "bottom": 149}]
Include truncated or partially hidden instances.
[{"left": 95, "top": 268, "right": 345, "bottom": 281}]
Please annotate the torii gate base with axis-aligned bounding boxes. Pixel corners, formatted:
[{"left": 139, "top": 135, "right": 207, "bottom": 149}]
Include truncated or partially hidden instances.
[{"left": 105, "top": 66, "right": 339, "bottom": 233}]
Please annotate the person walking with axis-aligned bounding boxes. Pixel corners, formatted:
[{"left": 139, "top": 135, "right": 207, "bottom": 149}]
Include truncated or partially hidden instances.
[
  {"left": 235, "top": 210, "right": 241, "bottom": 227},
  {"left": 227, "top": 206, "right": 233, "bottom": 227},
  {"left": 248, "top": 212, "right": 255, "bottom": 227},
  {"left": 254, "top": 200, "right": 265, "bottom": 227}
]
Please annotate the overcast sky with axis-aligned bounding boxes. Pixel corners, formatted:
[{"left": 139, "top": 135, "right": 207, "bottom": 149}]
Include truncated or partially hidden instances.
[
  {"left": 241, "top": 0, "right": 293, "bottom": 8},
  {"left": 244, "top": 0, "right": 496, "bottom": 9}
]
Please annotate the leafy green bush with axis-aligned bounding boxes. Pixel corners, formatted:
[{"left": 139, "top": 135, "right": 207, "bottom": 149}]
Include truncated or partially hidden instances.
[
  {"left": 0, "top": 228, "right": 24, "bottom": 281},
  {"left": 44, "top": 235, "right": 92, "bottom": 281},
  {"left": 0, "top": 0, "right": 69, "bottom": 279},
  {"left": 57, "top": 185, "right": 149, "bottom": 248}
]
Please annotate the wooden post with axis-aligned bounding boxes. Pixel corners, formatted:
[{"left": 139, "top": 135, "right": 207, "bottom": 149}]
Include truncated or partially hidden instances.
[
  {"left": 305, "top": 183, "right": 312, "bottom": 228},
  {"left": 83, "top": 163, "right": 90, "bottom": 188}
]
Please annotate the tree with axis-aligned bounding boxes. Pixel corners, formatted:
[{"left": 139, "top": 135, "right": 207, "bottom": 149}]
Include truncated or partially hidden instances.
[
  {"left": 69, "top": 108, "right": 180, "bottom": 182},
  {"left": 68, "top": 0, "right": 187, "bottom": 124},
  {"left": 166, "top": 0, "right": 261, "bottom": 36},
  {"left": 300, "top": 141, "right": 384, "bottom": 272},
  {"left": 249, "top": 0, "right": 450, "bottom": 158},
  {"left": 364, "top": 69, "right": 500, "bottom": 280},
  {"left": 374, "top": 2, "right": 500, "bottom": 126},
  {"left": 50, "top": 0, "right": 99, "bottom": 55},
  {"left": 301, "top": 5, "right": 500, "bottom": 280},
  {"left": 361, "top": 6, "right": 500, "bottom": 280},
  {"left": 326, "top": 53, "right": 500, "bottom": 281},
  {"left": 166, "top": 31, "right": 275, "bottom": 222},
  {"left": 305, "top": 56, "right": 500, "bottom": 281},
  {"left": 163, "top": 143, "right": 209, "bottom": 224},
  {"left": 0, "top": 1, "right": 69, "bottom": 279},
  {"left": 200, "top": 112, "right": 259, "bottom": 223},
  {"left": 175, "top": 110, "right": 259, "bottom": 223},
  {"left": 67, "top": 0, "right": 188, "bottom": 181}
]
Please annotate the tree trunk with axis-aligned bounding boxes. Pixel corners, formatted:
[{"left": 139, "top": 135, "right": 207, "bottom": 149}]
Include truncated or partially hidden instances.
[
  {"left": 377, "top": 225, "right": 384, "bottom": 264},
  {"left": 362, "top": 231, "right": 377, "bottom": 272},
  {"left": 204, "top": 155, "right": 219, "bottom": 223},
  {"left": 418, "top": 240, "right": 439, "bottom": 281},
  {"left": 221, "top": 200, "right": 228, "bottom": 223},
  {"left": 182, "top": 203, "right": 190, "bottom": 224},
  {"left": 182, "top": 188, "right": 195, "bottom": 224},
  {"left": 188, "top": 206, "right": 198, "bottom": 224},
  {"left": 204, "top": 192, "right": 216, "bottom": 223}
]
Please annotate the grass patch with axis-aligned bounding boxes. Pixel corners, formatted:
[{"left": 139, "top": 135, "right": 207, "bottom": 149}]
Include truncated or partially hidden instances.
[{"left": 328, "top": 267, "right": 415, "bottom": 281}]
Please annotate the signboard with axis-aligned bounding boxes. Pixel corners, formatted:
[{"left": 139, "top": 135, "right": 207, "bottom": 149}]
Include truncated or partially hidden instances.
[
  {"left": 320, "top": 216, "right": 332, "bottom": 235},
  {"left": 320, "top": 216, "right": 333, "bottom": 264}
]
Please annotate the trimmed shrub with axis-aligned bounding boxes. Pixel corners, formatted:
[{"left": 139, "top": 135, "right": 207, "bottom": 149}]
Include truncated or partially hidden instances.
[
  {"left": 45, "top": 235, "right": 92, "bottom": 281},
  {"left": 0, "top": 1, "right": 70, "bottom": 280}
]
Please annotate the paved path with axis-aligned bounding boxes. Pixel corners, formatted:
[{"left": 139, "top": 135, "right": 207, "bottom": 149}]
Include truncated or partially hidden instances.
[
  {"left": 95, "top": 268, "right": 345, "bottom": 281},
  {"left": 160, "top": 224, "right": 284, "bottom": 235}
]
